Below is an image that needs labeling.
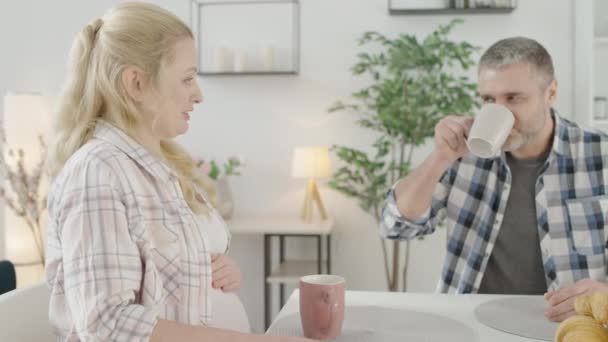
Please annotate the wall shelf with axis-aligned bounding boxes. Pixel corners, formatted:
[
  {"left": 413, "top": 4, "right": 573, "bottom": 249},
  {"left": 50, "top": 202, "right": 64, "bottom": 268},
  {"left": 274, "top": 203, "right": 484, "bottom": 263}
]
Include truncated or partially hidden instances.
[
  {"left": 388, "top": 7, "right": 515, "bottom": 15},
  {"left": 198, "top": 71, "right": 298, "bottom": 76},
  {"left": 190, "top": 0, "right": 300, "bottom": 76},
  {"left": 388, "top": 0, "right": 517, "bottom": 15}
]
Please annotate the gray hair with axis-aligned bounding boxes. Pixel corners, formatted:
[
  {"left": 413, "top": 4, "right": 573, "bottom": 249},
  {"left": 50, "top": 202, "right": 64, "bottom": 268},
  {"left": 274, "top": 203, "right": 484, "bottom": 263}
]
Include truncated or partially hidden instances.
[{"left": 478, "top": 37, "right": 554, "bottom": 88}]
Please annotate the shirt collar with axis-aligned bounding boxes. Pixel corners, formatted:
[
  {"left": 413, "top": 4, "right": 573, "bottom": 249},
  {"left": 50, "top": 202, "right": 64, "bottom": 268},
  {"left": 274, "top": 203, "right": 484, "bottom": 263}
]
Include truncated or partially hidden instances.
[
  {"left": 93, "top": 120, "right": 178, "bottom": 183},
  {"left": 550, "top": 110, "right": 575, "bottom": 158}
]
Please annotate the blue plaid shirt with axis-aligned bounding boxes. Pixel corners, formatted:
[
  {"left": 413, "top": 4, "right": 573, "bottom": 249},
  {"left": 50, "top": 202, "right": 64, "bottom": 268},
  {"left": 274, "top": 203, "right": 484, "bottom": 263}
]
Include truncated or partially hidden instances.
[{"left": 381, "top": 113, "right": 608, "bottom": 294}]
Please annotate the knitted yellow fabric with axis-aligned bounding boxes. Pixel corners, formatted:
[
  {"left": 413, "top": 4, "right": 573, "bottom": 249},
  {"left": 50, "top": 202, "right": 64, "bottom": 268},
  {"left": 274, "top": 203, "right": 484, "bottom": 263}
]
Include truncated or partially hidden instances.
[
  {"left": 555, "top": 293, "right": 608, "bottom": 342},
  {"left": 574, "top": 292, "right": 608, "bottom": 324}
]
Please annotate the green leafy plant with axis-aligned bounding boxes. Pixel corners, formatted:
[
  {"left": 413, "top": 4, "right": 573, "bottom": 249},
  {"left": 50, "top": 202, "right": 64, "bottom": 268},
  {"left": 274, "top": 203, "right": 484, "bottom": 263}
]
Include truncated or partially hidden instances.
[
  {"left": 196, "top": 156, "right": 244, "bottom": 180},
  {"left": 329, "top": 19, "right": 479, "bottom": 291}
]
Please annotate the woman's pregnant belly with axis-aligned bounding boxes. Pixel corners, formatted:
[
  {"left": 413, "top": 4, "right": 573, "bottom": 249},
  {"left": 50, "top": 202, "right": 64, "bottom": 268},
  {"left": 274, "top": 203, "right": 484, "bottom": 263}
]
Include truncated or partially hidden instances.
[{"left": 208, "top": 288, "right": 250, "bottom": 333}]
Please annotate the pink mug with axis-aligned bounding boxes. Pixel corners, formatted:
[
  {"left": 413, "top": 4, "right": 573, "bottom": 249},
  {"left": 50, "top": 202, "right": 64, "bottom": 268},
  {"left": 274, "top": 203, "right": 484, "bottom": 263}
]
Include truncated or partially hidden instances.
[{"left": 299, "top": 274, "right": 345, "bottom": 340}]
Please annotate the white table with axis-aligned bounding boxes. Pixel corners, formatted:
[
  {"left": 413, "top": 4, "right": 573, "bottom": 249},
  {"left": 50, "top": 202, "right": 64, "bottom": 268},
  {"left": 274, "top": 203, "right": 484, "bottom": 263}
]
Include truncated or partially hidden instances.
[{"left": 268, "top": 290, "right": 555, "bottom": 341}]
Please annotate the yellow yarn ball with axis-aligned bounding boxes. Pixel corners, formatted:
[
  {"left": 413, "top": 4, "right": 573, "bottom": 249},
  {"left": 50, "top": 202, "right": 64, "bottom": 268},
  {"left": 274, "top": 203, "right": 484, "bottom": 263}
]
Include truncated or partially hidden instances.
[
  {"left": 554, "top": 315, "right": 608, "bottom": 342},
  {"left": 574, "top": 294, "right": 593, "bottom": 317},
  {"left": 555, "top": 292, "right": 608, "bottom": 342}
]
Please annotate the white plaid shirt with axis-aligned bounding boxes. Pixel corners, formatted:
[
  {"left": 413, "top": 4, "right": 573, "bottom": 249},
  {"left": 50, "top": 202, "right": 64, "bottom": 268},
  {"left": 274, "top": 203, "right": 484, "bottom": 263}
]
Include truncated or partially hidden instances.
[
  {"left": 45, "top": 121, "right": 227, "bottom": 341},
  {"left": 381, "top": 113, "right": 608, "bottom": 294}
]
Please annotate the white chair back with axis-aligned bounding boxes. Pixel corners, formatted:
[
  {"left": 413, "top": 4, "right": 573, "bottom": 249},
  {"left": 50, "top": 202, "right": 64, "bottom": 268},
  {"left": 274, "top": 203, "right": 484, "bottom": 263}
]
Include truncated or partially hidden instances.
[{"left": 0, "top": 282, "right": 52, "bottom": 341}]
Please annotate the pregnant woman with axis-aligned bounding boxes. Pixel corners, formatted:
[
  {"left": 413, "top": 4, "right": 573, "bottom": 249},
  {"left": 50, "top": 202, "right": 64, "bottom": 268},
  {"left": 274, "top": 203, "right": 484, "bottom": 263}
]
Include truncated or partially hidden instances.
[{"left": 44, "top": 3, "right": 314, "bottom": 341}]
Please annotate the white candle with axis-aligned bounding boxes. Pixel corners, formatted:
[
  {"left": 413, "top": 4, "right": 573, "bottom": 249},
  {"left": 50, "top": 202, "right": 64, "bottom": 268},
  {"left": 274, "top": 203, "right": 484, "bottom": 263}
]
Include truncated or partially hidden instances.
[
  {"left": 260, "top": 46, "right": 275, "bottom": 71},
  {"left": 213, "top": 46, "right": 231, "bottom": 72},
  {"left": 233, "top": 49, "right": 247, "bottom": 72}
]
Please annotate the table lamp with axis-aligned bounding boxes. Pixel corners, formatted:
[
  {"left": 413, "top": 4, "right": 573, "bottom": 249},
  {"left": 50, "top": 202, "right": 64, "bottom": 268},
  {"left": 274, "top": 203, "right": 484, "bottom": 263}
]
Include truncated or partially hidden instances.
[{"left": 291, "top": 146, "right": 331, "bottom": 222}]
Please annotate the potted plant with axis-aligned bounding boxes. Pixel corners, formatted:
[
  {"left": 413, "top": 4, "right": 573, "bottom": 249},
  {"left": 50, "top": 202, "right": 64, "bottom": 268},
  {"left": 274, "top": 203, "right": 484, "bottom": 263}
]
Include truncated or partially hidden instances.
[
  {"left": 196, "top": 156, "right": 245, "bottom": 219},
  {"left": 0, "top": 132, "right": 47, "bottom": 266},
  {"left": 329, "top": 19, "right": 479, "bottom": 291}
]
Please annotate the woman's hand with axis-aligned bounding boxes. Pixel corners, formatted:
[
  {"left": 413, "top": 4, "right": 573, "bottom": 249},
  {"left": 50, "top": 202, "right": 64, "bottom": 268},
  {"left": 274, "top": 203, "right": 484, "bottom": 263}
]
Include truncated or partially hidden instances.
[{"left": 211, "top": 254, "right": 241, "bottom": 293}]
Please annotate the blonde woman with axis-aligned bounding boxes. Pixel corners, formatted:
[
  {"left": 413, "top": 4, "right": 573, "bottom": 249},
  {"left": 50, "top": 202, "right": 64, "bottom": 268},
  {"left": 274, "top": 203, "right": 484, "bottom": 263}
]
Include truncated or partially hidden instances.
[{"left": 45, "top": 3, "right": 314, "bottom": 342}]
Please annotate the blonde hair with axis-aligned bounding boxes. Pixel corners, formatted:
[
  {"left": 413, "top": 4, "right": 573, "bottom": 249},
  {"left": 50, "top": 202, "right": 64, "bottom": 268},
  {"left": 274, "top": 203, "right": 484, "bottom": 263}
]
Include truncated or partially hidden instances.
[{"left": 47, "top": 2, "right": 216, "bottom": 215}]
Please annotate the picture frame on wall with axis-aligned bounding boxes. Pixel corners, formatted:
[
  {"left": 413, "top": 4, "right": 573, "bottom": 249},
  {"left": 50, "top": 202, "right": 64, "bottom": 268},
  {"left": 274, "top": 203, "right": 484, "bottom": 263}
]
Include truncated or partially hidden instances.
[{"left": 190, "top": 0, "right": 300, "bottom": 76}]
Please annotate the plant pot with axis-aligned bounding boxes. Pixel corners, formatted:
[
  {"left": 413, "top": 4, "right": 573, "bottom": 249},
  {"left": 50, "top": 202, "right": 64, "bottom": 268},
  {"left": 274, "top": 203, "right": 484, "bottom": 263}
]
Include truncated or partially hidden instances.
[{"left": 215, "top": 177, "right": 234, "bottom": 219}]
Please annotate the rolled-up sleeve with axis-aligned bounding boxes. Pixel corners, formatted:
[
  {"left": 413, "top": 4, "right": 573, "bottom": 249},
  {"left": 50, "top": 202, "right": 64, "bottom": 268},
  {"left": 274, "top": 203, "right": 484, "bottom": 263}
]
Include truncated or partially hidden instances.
[
  {"left": 55, "top": 161, "right": 158, "bottom": 341},
  {"left": 379, "top": 166, "right": 456, "bottom": 240}
]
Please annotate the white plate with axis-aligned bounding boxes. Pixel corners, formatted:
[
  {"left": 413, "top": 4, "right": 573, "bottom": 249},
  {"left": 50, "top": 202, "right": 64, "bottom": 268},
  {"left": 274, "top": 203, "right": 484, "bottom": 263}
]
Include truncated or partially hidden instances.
[
  {"left": 474, "top": 296, "right": 559, "bottom": 341},
  {"left": 267, "top": 306, "right": 478, "bottom": 342}
]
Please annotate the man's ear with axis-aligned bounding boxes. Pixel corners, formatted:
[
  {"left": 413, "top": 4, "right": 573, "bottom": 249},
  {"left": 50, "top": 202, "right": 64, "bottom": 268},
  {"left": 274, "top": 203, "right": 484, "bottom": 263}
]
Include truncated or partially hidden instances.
[
  {"left": 121, "top": 66, "right": 148, "bottom": 102},
  {"left": 546, "top": 79, "right": 558, "bottom": 106}
]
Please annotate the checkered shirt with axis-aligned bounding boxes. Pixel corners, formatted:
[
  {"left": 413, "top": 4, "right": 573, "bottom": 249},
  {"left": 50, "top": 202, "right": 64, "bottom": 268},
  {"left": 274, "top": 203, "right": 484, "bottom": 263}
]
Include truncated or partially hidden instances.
[{"left": 45, "top": 121, "right": 219, "bottom": 341}]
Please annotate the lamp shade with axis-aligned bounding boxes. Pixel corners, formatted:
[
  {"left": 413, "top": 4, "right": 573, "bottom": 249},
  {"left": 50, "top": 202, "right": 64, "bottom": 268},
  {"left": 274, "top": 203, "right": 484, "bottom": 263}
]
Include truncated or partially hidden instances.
[{"left": 291, "top": 146, "right": 331, "bottom": 178}]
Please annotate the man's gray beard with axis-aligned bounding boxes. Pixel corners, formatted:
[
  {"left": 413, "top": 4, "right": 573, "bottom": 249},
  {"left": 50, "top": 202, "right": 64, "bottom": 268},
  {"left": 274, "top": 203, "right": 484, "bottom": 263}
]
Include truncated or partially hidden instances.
[{"left": 501, "top": 134, "right": 526, "bottom": 153}]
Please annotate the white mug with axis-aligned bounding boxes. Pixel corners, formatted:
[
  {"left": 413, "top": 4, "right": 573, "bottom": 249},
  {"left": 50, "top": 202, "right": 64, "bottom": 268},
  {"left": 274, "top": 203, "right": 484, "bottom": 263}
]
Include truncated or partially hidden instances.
[{"left": 466, "top": 104, "right": 515, "bottom": 158}]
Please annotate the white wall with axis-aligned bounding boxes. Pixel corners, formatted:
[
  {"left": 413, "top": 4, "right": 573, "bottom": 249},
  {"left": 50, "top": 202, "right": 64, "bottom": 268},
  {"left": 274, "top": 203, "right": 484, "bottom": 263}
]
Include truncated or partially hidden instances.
[{"left": 0, "top": 0, "right": 576, "bottom": 333}]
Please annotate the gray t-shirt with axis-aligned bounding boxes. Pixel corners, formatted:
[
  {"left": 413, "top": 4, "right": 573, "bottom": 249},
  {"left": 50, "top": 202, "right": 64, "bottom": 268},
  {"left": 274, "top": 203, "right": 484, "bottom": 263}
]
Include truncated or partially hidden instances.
[{"left": 478, "top": 152, "right": 548, "bottom": 294}]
